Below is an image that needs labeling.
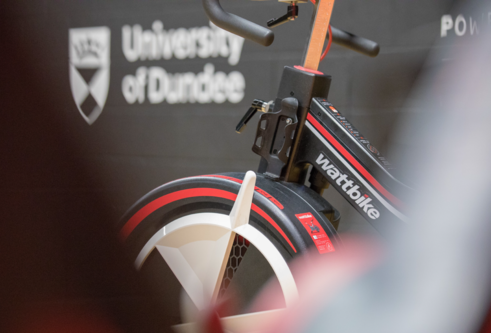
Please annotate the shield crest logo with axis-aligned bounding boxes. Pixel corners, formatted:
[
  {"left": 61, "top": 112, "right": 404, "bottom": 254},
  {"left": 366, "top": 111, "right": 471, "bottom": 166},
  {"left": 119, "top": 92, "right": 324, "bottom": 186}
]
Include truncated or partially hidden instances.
[{"left": 69, "top": 27, "right": 110, "bottom": 125}]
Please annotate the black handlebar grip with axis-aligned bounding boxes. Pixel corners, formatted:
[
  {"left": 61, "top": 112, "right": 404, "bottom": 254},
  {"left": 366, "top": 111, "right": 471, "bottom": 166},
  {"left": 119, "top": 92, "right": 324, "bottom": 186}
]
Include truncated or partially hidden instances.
[
  {"left": 329, "top": 26, "right": 380, "bottom": 57},
  {"left": 202, "top": 0, "right": 274, "bottom": 47}
]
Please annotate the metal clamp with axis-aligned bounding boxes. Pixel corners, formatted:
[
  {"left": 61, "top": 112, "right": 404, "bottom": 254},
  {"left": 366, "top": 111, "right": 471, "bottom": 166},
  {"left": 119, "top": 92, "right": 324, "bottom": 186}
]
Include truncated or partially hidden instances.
[{"left": 252, "top": 97, "right": 299, "bottom": 179}]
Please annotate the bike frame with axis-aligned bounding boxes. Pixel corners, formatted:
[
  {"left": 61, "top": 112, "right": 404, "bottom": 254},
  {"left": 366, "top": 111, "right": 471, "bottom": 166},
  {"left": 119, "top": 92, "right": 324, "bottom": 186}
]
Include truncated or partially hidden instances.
[
  {"left": 252, "top": 65, "right": 409, "bottom": 234},
  {"left": 202, "top": 0, "right": 409, "bottom": 234},
  {"left": 229, "top": 0, "right": 407, "bottom": 234}
]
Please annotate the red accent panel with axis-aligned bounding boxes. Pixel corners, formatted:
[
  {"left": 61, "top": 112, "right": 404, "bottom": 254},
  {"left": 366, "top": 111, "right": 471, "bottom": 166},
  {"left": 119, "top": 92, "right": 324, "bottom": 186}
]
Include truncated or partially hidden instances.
[
  {"left": 307, "top": 113, "right": 403, "bottom": 208},
  {"left": 120, "top": 188, "right": 296, "bottom": 253},
  {"left": 296, "top": 213, "right": 335, "bottom": 254},
  {"left": 201, "top": 175, "right": 284, "bottom": 210},
  {"left": 294, "top": 65, "right": 324, "bottom": 75}
]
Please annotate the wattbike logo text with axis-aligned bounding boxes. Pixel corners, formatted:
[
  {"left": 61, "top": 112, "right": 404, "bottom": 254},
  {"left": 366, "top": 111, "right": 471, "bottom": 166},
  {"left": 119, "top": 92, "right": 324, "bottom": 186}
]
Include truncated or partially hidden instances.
[
  {"left": 316, "top": 153, "right": 380, "bottom": 220},
  {"left": 121, "top": 21, "right": 246, "bottom": 105}
]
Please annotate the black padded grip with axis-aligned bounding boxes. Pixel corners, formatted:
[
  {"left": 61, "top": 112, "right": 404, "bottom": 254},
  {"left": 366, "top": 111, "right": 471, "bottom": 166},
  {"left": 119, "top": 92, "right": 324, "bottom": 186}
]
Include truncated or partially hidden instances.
[
  {"left": 203, "top": 0, "right": 274, "bottom": 47},
  {"left": 329, "top": 26, "right": 380, "bottom": 57}
]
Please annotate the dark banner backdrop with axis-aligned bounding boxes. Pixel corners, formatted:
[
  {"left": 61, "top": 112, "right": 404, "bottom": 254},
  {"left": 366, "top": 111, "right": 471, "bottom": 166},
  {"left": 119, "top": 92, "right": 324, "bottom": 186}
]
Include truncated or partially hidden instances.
[{"left": 4, "top": 0, "right": 476, "bottom": 234}]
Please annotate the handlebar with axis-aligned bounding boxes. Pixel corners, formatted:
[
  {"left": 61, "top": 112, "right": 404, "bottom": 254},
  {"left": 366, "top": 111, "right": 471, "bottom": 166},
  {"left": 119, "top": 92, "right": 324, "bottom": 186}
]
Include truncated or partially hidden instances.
[
  {"left": 202, "top": 0, "right": 274, "bottom": 47},
  {"left": 330, "top": 26, "right": 380, "bottom": 57},
  {"left": 202, "top": 0, "right": 380, "bottom": 57}
]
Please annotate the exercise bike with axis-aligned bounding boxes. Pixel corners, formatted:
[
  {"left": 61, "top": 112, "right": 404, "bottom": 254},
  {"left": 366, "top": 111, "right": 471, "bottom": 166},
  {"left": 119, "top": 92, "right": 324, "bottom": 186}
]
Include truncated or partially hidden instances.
[{"left": 119, "top": 0, "right": 409, "bottom": 331}]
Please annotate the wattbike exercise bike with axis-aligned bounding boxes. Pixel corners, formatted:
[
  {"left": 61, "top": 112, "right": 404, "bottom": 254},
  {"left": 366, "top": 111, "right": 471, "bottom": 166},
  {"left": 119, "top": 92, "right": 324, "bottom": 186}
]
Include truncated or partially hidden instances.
[{"left": 119, "top": 0, "right": 409, "bottom": 331}]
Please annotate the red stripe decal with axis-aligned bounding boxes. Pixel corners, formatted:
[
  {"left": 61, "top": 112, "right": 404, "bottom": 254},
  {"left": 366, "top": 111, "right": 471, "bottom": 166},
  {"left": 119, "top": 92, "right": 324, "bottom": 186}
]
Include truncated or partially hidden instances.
[
  {"left": 294, "top": 65, "right": 323, "bottom": 75},
  {"left": 120, "top": 188, "right": 296, "bottom": 252},
  {"left": 200, "top": 175, "right": 284, "bottom": 210},
  {"left": 307, "top": 113, "right": 402, "bottom": 208}
]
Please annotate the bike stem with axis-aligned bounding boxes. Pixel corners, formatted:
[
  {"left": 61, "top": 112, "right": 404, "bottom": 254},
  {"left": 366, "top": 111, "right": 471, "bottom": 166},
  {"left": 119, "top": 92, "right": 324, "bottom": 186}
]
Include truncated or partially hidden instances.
[
  {"left": 259, "top": 0, "right": 335, "bottom": 186},
  {"left": 256, "top": 66, "right": 331, "bottom": 185}
]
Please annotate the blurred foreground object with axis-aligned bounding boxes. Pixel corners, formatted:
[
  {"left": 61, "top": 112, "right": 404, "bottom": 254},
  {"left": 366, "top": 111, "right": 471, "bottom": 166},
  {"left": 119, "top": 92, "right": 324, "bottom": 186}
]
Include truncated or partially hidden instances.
[{"left": 0, "top": 2, "right": 171, "bottom": 332}]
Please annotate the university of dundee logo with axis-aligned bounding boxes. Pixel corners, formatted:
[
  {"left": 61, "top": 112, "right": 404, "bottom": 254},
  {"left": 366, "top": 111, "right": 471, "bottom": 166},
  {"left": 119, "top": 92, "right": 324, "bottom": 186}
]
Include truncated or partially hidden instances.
[{"left": 69, "top": 27, "right": 110, "bottom": 125}]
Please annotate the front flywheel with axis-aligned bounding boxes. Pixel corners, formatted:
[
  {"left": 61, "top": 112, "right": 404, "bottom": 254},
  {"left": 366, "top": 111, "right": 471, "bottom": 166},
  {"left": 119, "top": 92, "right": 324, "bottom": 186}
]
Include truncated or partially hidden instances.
[{"left": 119, "top": 172, "right": 340, "bottom": 331}]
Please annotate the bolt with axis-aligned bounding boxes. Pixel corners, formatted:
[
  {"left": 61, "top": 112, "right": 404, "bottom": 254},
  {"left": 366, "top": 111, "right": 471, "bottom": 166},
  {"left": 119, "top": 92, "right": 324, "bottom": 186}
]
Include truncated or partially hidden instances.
[
  {"left": 286, "top": 118, "right": 292, "bottom": 125},
  {"left": 290, "top": 91, "right": 294, "bottom": 96}
]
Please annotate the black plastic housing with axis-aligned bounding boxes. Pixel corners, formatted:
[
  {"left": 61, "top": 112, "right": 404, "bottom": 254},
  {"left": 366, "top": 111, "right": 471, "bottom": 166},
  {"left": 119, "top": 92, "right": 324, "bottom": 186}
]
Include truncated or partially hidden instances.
[
  {"left": 259, "top": 66, "right": 331, "bottom": 182},
  {"left": 308, "top": 98, "right": 409, "bottom": 196}
]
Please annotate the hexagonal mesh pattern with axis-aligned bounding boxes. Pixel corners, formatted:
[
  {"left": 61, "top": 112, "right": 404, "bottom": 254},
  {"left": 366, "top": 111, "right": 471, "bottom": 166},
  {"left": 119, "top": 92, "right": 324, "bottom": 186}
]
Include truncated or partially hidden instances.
[{"left": 218, "top": 234, "right": 250, "bottom": 298}]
